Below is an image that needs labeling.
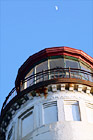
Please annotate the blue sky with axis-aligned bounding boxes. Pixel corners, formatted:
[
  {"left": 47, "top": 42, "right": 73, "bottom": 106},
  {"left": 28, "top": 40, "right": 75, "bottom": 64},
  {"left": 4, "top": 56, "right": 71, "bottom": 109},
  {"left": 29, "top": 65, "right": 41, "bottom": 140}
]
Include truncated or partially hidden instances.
[{"left": 0, "top": 0, "right": 93, "bottom": 110}]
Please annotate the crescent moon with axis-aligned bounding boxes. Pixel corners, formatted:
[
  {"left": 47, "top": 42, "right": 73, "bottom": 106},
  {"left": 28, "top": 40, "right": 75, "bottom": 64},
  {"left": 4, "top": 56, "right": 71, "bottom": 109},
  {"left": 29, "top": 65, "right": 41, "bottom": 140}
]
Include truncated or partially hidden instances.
[{"left": 55, "top": 6, "right": 58, "bottom": 11}]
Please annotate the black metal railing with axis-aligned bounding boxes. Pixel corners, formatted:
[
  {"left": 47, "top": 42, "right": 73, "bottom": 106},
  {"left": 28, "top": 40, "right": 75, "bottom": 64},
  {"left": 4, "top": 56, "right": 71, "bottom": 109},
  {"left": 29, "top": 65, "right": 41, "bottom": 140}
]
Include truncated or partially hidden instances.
[
  {"left": 1, "top": 87, "right": 17, "bottom": 111},
  {"left": 1, "top": 68, "right": 93, "bottom": 111},
  {"left": 22, "top": 68, "right": 93, "bottom": 87}
]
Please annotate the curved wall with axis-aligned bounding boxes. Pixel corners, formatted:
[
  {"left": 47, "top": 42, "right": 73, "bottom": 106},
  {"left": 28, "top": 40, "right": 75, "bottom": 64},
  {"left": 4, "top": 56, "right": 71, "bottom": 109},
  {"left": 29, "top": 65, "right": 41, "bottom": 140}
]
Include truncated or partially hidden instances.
[
  {"left": 6, "top": 85, "right": 93, "bottom": 140},
  {"left": 1, "top": 47, "right": 93, "bottom": 140}
]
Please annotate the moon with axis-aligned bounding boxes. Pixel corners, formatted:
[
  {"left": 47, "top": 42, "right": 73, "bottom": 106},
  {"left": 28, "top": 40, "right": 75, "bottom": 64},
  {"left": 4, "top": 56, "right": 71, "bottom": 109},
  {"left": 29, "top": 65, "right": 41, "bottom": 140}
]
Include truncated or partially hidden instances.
[{"left": 55, "top": 6, "right": 58, "bottom": 11}]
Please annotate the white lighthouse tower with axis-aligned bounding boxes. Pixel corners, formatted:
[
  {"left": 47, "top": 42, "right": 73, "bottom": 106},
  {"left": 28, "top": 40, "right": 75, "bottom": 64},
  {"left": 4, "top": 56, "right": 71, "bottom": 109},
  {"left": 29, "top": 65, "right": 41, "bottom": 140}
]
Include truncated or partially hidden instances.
[{"left": 0, "top": 46, "right": 93, "bottom": 140}]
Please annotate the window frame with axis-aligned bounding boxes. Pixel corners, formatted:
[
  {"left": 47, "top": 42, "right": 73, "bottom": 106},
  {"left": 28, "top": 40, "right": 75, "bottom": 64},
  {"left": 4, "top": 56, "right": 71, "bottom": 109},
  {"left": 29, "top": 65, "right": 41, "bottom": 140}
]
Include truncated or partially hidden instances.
[
  {"left": 64, "top": 100, "right": 81, "bottom": 121},
  {"left": 43, "top": 101, "right": 58, "bottom": 125},
  {"left": 6, "top": 126, "right": 14, "bottom": 140},
  {"left": 86, "top": 103, "right": 93, "bottom": 123},
  {"left": 18, "top": 107, "right": 34, "bottom": 139}
]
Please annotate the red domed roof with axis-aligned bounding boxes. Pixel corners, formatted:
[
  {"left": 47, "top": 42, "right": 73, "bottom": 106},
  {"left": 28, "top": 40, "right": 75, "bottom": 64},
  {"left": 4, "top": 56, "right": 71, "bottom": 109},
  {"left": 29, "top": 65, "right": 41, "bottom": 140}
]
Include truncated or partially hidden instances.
[{"left": 15, "top": 46, "right": 93, "bottom": 88}]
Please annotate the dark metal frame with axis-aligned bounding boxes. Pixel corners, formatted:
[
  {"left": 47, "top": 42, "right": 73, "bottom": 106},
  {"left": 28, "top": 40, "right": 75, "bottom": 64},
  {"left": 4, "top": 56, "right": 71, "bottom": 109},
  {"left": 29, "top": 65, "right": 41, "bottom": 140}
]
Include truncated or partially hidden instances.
[{"left": 1, "top": 68, "right": 93, "bottom": 112}]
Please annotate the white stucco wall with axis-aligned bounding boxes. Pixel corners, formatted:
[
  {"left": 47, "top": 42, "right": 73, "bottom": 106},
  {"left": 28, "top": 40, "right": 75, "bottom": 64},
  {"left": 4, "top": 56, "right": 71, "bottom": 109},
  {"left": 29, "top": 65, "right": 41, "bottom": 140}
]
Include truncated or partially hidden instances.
[{"left": 6, "top": 86, "right": 93, "bottom": 140}]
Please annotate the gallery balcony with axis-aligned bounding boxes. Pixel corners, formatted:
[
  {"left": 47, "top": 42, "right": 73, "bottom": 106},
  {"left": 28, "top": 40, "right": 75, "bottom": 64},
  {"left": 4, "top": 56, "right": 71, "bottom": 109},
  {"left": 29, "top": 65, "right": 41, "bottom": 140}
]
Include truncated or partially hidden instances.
[{"left": 1, "top": 67, "right": 93, "bottom": 113}]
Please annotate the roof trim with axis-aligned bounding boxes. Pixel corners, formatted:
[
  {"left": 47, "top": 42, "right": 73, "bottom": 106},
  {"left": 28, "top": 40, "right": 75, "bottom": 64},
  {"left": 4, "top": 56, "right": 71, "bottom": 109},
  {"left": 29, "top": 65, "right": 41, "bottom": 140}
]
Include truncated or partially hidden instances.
[{"left": 15, "top": 46, "right": 93, "bottom": 87}]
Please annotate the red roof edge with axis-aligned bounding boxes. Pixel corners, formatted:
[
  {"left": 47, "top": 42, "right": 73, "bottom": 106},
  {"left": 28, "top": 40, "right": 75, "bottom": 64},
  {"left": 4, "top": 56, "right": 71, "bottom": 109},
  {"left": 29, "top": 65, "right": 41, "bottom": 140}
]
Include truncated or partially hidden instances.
[{"left": 15, "top": 46, "right": 93, "bottom": 88}]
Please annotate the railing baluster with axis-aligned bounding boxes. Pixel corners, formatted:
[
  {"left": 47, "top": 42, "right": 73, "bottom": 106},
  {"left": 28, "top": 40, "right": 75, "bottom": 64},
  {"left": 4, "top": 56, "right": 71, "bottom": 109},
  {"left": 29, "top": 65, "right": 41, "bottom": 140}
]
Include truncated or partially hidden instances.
[
  {"left": 1, "top": 68, "right": 93, "bottom": 113},
  {"left": 69, "top": 67, "right": 71, "bottom": 78},
  {"left": 42, "top": 70, "right": 44, "bottom": 81}
]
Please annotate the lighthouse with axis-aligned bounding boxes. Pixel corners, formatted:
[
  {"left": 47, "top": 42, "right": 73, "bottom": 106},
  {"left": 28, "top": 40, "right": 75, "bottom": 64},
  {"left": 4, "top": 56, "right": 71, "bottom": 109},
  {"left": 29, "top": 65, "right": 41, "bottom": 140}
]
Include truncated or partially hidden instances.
[{"left": 0, "top": 46, "right": 93, "bottom": 140}]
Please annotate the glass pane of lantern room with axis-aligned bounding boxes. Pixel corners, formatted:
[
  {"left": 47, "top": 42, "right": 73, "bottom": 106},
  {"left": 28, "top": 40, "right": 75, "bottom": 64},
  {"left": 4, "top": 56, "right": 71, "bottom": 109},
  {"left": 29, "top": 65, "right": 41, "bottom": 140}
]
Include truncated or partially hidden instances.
[
  {"left": 36, "top": 61, "right": 48, "bottom": 82},
  {"left": 50, "top": 58, "right": 64, "bottom": 69},
  {"left": 26, "top": 69, "right": 34, "bottom": 87},
  {"left": 65, "top": 59, "right": 79, "bottom": 78},
  {"left": 80, "top": 63, "right": 92, "bottom": 81},
  {"left": 44, "top": 105, "right": 57, "bottom": 124},
  {"left": 36, "top": 61, "right": 48, "bottom": 73},
  {"left": 49, "top": 58, "right": 64, "bottom": 79},
  {"left": 22, "top": 69, "right": 34, "bottom": 90},
  {"left": 65, "top": 59, "right": 79, "bottom": 68},
  {"left": 80, "top": 63, "right": 91, "bottom": 72}
]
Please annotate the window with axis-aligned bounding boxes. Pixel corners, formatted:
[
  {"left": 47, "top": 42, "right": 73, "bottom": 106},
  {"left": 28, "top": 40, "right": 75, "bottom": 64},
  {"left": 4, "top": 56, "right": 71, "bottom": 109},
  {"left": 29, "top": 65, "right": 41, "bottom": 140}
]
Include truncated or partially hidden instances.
[
  {"left": 50, "top": 58, "right": 64, "bottom": 69},
  {"left": 65, "top": 59, "right": 79, "bottom": 78},
  {"left": 43, "top": 102, "right": 58, "bottom": 124},
  {"left": 49, "top": 58, "right": 64, "bottom": 79},
  {"left": 36, "top": 61, "right": 48, "bottom": 82},
  {"left": 36, "top": 61, "right": 48, "bottom": 73},
  {"left": 65, "top": 59, "right": 79, "bottom": 69},
  {"left": 80, "top": 63, "right": 92, "bottom": 81},
  {"left": 64, "top": 101, "right": 81, "bottom": 121},
  {"left": 22, "top": 69, "right": 34, "bottom": 90},
  {"left": 86, "top": 104, "right": 93, "bottom": 123},
  {"left": 21, "top": 108, "right": 34, "bottom": 138},
  {"left": 7, "top": 126, "right": 13, "bottom": 140},
  {"left": 26, "top": 69, "right": 34, "bottom": 87}
]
